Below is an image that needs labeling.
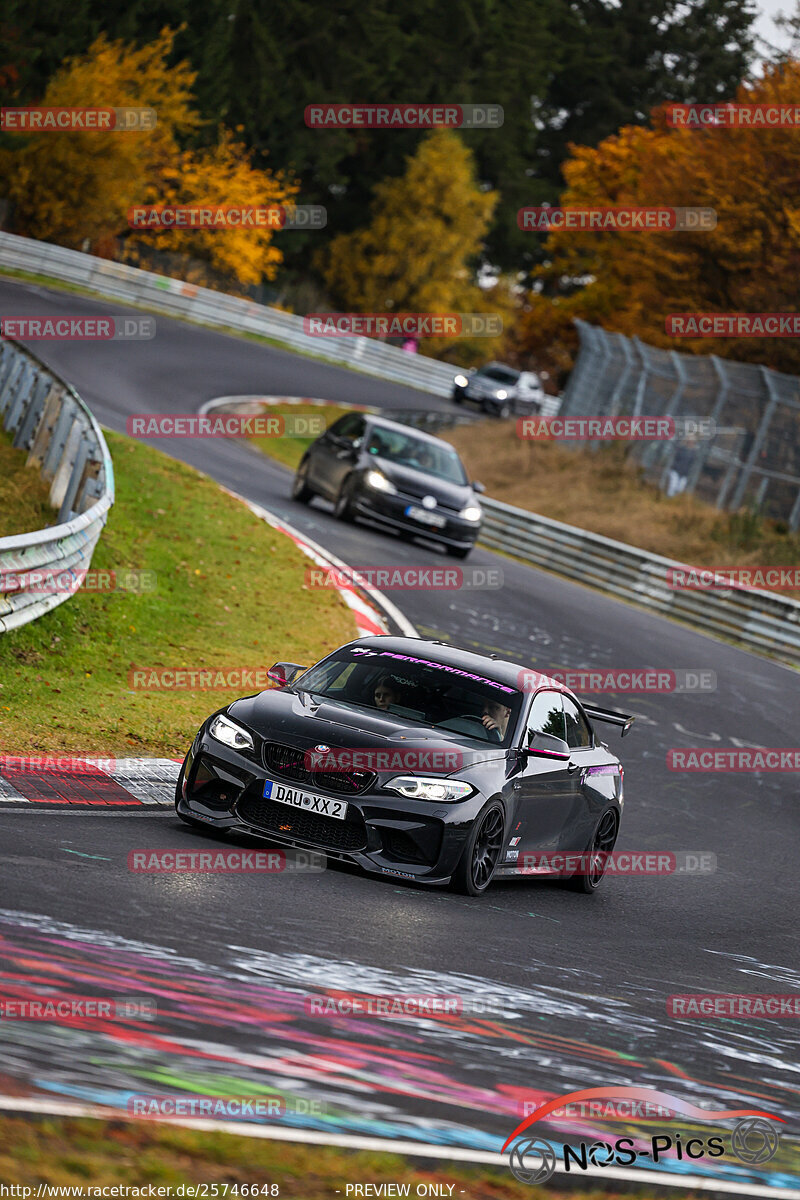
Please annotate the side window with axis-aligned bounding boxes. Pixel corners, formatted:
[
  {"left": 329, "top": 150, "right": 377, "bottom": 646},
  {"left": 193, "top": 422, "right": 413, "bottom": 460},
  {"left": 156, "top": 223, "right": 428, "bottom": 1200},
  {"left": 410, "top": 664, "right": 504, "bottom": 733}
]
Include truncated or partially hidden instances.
[
  {"left": 330, "top": 414, "right": 364, "bottom": 442},
  {"left": 562, "top": 696, "right": 593, "bottom": 749},
  {"left": 526, "top": 690, "right": 564, "bottom": 742}
]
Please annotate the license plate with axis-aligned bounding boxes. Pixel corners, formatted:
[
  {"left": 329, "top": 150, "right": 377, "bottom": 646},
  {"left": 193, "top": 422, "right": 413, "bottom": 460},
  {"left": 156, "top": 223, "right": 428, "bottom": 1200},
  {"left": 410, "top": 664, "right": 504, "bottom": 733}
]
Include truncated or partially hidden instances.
[
  {"left": 405, "top": 505, "right": 447, "bottom": 528},
  {"left": 263, "top": 779, "right": 348, "bottom": 820}
]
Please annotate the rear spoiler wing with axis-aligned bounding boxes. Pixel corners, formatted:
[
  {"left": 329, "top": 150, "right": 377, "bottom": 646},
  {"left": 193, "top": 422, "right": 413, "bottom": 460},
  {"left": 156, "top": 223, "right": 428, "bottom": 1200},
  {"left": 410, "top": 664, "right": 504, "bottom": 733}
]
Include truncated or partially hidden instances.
[{"left": 582, "top": 704, "right": 635, "bottom": 737}]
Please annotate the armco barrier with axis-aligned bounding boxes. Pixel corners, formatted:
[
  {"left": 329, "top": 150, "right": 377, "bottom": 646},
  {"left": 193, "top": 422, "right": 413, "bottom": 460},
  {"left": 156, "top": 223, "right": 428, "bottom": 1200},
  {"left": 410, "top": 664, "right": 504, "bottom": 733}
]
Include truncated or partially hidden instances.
[
  {"left": 478, "top": 497, "right": 800, "bottom": 665},
  {"left": 0, "top": 336, "right": 114, "bottom": 633},
  {"left": 0, "top": 232, "right": 465, "bottom": 398}
]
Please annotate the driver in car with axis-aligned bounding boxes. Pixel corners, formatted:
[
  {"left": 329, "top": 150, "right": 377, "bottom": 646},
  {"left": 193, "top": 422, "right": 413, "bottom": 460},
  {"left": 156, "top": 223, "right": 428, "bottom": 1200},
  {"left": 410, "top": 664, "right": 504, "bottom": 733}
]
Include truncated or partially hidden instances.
[{"left": 481, "top": 698, "right": 511, "bottom": 741}]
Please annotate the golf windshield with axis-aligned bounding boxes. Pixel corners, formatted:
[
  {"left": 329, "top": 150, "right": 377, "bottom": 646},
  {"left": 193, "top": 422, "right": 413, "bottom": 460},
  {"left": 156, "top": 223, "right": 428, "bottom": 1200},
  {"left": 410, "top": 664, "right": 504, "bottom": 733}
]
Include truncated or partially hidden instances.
[
  {"left": 297, "top": 647, "right": 522, "bottom": 746},
  {"left": 365, "top": 427, "right": 467, "bottom": 485}
]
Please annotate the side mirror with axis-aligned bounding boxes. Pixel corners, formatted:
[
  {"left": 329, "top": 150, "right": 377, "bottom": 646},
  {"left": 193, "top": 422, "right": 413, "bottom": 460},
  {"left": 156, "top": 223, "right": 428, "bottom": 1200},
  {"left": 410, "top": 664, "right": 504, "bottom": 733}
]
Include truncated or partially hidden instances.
[
  {"left": 472, "top": 481, "right": 486, "bottom": 494},
  {"left": 267, "top": 662, "right": 308, "bottom": 686},
  {"left": 526, "top": 731, "right": 570, "bottom": 761}
]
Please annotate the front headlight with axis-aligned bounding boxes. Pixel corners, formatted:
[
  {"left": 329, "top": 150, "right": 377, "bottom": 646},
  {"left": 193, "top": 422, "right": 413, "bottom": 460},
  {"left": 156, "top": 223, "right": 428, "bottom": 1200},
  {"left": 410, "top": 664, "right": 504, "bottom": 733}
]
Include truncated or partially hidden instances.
[
  {"left": 459, "top": 504, "right": 482, "bottom": 522},
  {"left": 209, "top": 714, "right": 254, "bottom": 752},
  {"left": 386, "top": 775, "right": 473, "bottom": 802},
  {"left": 454, "top": 374, "right": 469, "bottom": 387},
  {"left": 365, "top": 469, "right": 397, "bottom": 494},
  {"left": 496, "top": 389, "right": 508, "bottom": 400}
]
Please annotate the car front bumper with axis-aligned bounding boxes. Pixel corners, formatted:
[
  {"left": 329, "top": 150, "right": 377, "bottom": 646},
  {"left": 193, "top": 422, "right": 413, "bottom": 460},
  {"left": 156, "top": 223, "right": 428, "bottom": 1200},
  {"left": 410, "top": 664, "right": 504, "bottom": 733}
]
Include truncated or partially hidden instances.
[
  {"left": 352, "top": 488, "right": 480, "bottom": 550},
  {"left": 176, "top": 738, "right": 487, "bottom": 886}
]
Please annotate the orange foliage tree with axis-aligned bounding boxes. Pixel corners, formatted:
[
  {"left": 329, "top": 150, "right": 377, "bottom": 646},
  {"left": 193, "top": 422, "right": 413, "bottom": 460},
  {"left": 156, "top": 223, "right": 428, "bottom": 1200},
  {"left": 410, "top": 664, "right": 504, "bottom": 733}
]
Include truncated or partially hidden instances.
[
  {"left": 516, "top": 60, "right": 800, "bottom": 376},
  {"left": 2, "top": 31, "right": 295, "bottom": 288}
]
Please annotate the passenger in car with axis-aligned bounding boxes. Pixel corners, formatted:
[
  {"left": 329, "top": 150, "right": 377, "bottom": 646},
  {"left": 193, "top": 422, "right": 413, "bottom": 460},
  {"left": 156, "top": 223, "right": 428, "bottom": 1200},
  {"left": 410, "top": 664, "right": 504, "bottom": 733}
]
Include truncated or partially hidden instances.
[{"left": 373, "top": 675, "right": 401, "bottom": 711}]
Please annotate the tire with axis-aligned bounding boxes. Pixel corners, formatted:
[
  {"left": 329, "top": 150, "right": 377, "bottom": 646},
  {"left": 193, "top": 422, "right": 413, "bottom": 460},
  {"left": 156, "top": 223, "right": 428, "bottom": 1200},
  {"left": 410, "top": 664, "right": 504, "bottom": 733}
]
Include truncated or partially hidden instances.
[
  {"left": 452, "top": 389, "right": 463, "bottom": 404},
  {"left": 497, "top": 401, "right": 512, "bottom": 420},
  {"left": 566, "top": 807, "right": 619, "bottom": 893},
  {"left": 333, "top": 476, "right": 357, "bottom": 522},
  {"left": 447, "top": 544, "right": 472, "bottom": 559},
  {"left": 292, "top": 460, "right": 314, "bottom": 503},
  {"left": 451, "top": 801, "right": 505, "bottom": 895}
]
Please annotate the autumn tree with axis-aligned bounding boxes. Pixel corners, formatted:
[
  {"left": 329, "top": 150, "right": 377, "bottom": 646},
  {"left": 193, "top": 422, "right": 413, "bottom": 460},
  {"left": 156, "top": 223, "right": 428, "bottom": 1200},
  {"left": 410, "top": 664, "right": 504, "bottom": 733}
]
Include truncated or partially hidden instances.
[
  {"left": 319, "top": 129, "right": 504, "bottom": 360},
  {"left": 2, "top": 30, "right": 294, "bottom": 287},
  {"left": 515, "top": 59, "right": 800, "bottom": 376}
]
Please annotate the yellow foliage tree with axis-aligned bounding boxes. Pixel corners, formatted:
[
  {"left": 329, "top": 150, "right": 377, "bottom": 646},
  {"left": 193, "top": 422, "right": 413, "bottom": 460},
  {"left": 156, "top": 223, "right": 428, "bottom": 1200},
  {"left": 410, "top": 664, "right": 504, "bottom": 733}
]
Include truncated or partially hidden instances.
[
  {"left": 2, "top": 31, "right": 294, "bottom": 288},
  {"left": 319, "top": 129, "right": 502, "bottom": 360}
]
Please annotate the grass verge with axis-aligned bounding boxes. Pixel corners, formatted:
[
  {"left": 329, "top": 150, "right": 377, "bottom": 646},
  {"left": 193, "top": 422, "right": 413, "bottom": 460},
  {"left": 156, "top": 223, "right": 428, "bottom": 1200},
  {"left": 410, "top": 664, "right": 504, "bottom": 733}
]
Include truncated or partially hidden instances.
[
  {"left": 0, "top": 430, "right": 355, "bottom": 756},
  {"left": 443, "top": 421, "right": 800, "bottom": 596},
  {"left": 0, "top": 1114, "right": 691, "bottom": 1198},
  {"left": 0, "top": 429, "right": 56, "bottom": 538}
]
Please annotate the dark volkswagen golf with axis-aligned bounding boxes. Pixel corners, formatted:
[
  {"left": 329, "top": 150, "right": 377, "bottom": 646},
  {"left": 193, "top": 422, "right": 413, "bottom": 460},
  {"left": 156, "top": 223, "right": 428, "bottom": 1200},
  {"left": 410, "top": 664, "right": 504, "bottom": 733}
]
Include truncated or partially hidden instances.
[
  {"left": 291, "top": 413, "right": 484, "bottom": 558},
  {"left": 175, "top": 638, "right": 633, "bottom": 895}
]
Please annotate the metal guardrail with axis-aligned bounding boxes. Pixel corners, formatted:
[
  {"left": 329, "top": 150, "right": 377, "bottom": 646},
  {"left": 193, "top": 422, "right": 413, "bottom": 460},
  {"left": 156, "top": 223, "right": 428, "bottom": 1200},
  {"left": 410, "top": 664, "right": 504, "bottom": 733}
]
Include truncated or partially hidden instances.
[
  {"left": 0, "top": 231, "right": 466, "bottom": 398},
  {"left": 478, "top": 497, "right": 800, "bottom": 665},
  {"left": 0, "top": 232, "right": 563, "bottom": 413},
  {"left": 0, "top": 336, "right": 114, "bottom": 633}
]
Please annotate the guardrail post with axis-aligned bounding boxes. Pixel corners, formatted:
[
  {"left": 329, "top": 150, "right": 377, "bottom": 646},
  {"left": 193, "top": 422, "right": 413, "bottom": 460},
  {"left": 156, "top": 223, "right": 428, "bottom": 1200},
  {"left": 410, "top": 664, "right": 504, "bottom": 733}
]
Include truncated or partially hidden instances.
[
  {"left": 57, "top": 433, "right": 91, "bottom": 523},
  {"left": 13, "top": 371, "right": 50, "bottom": 450},
  {"left": 27, "top": 384, "right": 65, "bottom": 471},
  {"left": 0, "top": 355, "right": 26, "bottom": 420},
  {"left": 41, "top": 402, "right": 75, "bottom": 482}
]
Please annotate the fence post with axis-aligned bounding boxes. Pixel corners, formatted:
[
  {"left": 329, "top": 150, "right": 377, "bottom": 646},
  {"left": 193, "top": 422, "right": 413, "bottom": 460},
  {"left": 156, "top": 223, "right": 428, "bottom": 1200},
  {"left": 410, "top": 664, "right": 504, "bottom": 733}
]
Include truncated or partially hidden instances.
[{"left": 729, "top": 366, "right": 777, "bottom": 511}]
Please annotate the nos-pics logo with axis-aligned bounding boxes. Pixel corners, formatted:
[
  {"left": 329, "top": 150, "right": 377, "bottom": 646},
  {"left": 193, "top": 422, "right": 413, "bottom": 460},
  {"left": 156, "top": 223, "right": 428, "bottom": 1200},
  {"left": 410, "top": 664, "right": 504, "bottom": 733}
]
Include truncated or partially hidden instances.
[{"left": 504, "top": 1086, "right": 782, "bottom": 1185}]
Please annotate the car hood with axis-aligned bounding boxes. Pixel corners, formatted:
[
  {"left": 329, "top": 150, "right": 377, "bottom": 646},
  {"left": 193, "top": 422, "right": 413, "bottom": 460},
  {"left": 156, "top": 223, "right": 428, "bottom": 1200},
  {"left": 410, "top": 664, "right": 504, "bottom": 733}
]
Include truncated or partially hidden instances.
[
  {"left": 366, "top": 457, "right": 473, "bottom": 506},
  {"left": 227, "top": 689, "right": 507, "bottom": 769},
  {"left": 468, "top": 375, "right": 517, "bottom": 396}
]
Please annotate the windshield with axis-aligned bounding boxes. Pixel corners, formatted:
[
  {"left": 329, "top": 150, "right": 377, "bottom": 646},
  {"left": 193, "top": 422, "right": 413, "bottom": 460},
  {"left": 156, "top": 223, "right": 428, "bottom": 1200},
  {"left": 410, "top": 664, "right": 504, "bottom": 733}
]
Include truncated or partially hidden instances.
[
  {"left": 296, "top": 646, "right": 523, "bottom": 747},
  {"left": 365, "top": 427, "right": 467, "bottom": 485},
  {"left": 477, "top": 365, "right": 519, "bottom": 384}
]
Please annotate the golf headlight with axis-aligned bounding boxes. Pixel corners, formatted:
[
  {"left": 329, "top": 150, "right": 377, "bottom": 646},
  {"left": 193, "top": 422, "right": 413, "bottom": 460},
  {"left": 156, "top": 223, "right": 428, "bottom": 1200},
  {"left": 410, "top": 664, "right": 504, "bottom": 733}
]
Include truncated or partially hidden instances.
[
  {"left": 366, "top": 469, "right": 397, "bottom": 494},
  {"left": 459, "top": 504, "right": 482, "bottom": 522},
  {"left": 209, "top": 714, "right": 254, "bottom": 752},
  {"left": 386, "top": 776, "right": 473, "bottom": 802},
  {"left": 454, "top": 374, "right": 468, "bottom": 387},
  {"left": 496, "top": 389, "right": 508, "bottom": 400}
]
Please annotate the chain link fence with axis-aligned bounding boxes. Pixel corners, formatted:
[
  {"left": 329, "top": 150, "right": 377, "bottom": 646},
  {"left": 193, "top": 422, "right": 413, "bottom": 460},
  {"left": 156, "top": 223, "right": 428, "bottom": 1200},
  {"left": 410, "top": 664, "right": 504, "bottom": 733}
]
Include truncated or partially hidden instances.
[{"left": 560, "top": 320, "right": 800, "bottom": 530}]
